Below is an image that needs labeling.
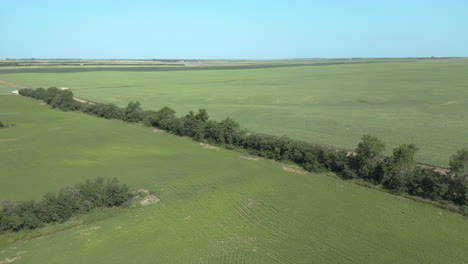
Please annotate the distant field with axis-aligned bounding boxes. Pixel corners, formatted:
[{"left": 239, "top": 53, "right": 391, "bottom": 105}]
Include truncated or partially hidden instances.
[
  {"left": 1, "top": 58, "right": 468, "bottom": 166},
  {"left": 1, "top": 95, "right": 467, "bottom": 263}
]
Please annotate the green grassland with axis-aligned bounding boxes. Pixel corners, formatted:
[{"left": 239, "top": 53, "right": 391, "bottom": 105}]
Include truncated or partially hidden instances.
[
  {"left": 1, "top": 95, "right": 467, "bottom": 263},
  {"left": 1, "top": 58, "right": 468, "bottom": 166}
]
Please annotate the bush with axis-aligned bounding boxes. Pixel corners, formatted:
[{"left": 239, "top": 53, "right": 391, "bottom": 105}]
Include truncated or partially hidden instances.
[{"left": 0, "top": 177, "right": 131, "bottom": 234}]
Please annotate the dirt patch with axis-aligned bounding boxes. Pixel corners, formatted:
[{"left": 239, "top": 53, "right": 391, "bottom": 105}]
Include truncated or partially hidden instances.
[
  {"left": 88, "top": 226, "right": 101, "bottom": 231},
  {"left": 73, "top": 97, "right": 96, "bottom": 105},
  {"left": 0, "top": 256, "right": 21, "bottom": 264},
  {"left": 246, "top": 198, "right": 255, "bottom": 208},
  {"left": 152, "top": 128, "right": 165, "bottom": 133},
  {"left": 239, "top": 155, "right": 262, "bottom": 161},
  {"left": 184, "top": 215, "right": 191, "bottom": 220},
  {"left": 281, "top": 164, "right": 308, "bottom": 174},
  {"left": 0, "top": 80, "right": 28, "bottom": 89},
  {"left": 199, "top": 143, "right": 220, "bottom": 150},
  {"left": 78, "top": 226, "right": 102, "bottom": 236},
  {"left": 418, "top": 164, "right": 453, "bottom": 177},
  {"left": 134, "top": 189, "right": 160, "bottom": 206},
  {"left": 28, "top": 234, "right": 50, "bottom": 241},
  {"left": 59, "top": 87, "right": 69, "bottom": 90},
  {"left": 434, "top": 168, "right": 451, "bottom": 176}
]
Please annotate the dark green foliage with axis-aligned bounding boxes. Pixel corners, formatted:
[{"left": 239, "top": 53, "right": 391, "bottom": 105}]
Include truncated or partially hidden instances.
[
  {"left": 34, "top": 88, "right": 47, "bottom": 100},
  {"left": 446, "top": 149, "right": 468, "bottom": 206},
  {"left": 18, "top": 87, "right": 81, "bottom": 111},
  {"left": 449, "top": 148, "right": 468, "bottom": 178},
  {"left": 356, "top": 134, "right": 386, "bottom": 159},
  {"left": 124, "top": 101, "right": 144, "bottom": 122},
  {"left": 83, "top": 103, "right": 124, "bottom": 119},
  {"left": 383, "top": 144, "right": 419, "bottom": 192},
  {"left": 0, "top": 177, "right": 131, "bottom": 234},
  {"left": 0, "top": 121, "right": 14, "bottom": 128},
  {"left": 19, "top": 88, "right": 468, "bottom": 214},
  {"left": 143, "top": 106, "right": 176, "bottom": 127},
  {"left": 353, "top": 134, "right": 386, "bottom": 183}
]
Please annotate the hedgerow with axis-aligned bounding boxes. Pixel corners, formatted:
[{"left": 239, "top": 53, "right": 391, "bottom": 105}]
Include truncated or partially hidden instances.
[
  {"left": 0, "top": 177, "right": 131, "bottom": 234},
  {"left": 19, "top": 87, "right": 468, "bottom": 215}
]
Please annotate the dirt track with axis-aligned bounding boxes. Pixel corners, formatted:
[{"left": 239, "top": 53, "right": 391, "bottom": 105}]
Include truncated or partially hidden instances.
[
  {"left": 73, "top": 97, "right": 97, "bottom": 105},
  {"left": 0, "top": 79, "right": 28, "bottom": 89}
]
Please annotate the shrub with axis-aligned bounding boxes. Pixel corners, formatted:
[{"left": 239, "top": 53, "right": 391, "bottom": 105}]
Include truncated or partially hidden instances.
[{"left": 0, "top": 177, "right": 131, "bottom": 234}]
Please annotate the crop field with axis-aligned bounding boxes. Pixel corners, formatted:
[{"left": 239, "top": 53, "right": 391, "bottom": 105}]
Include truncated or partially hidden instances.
[
  {"left": 1, "top": 58, "right": 468, "bottom": 166},
  {"left": 1, "top": 95, "right": 467, "bottom": 263}
]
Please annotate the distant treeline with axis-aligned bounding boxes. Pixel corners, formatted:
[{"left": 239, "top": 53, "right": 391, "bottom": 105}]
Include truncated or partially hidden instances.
[
  {"left": 0, "top": 178, "right": 131, "bottom": 234},
  {"left": 0, "top": 61, "right": 381, "bottom": 74},
  {"left": 19, "top": 87, "right": 468, "bottom": 215}
]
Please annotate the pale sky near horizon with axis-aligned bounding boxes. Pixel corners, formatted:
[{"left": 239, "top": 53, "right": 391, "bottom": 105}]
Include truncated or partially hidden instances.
[{"left": 1, "top": 0, "right": 467, "bottom": 59}]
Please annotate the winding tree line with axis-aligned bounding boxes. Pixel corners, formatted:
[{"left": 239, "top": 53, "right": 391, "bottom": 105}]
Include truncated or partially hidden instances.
[
  {"left": 19, "top": 87, "right": 468, "bottom": 215},
  {"left": 0, "top": 178, "right": 131, "bottom": 233}
]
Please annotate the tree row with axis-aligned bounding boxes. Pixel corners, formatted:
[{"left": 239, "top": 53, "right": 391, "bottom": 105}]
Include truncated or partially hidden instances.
[
  {"left": 0, "top": 177, "right": 131, "bottom": 233},
  {"left": 19, "top": 87, "right": 468, "bottom": 215}
]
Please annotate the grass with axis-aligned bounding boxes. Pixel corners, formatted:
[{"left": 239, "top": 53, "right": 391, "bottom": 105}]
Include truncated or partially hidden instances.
[
  {"left": 1, "top": 58, "right": 468, "bottom": 167},
  {"left": 0, "top": 95, "right": 467, "bottom": 263}
]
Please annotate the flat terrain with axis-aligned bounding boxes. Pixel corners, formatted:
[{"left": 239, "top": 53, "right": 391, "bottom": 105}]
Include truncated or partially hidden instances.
[
  {"left": 1, "top": 58, "right": 468, "bottom": 166},
  {"left": 1, "top": 95, "right": 467, "bottom": 263}
]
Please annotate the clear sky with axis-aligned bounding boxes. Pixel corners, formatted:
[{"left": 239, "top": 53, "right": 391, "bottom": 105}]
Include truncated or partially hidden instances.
[{"left": 1, "top": 0, "right": 467, "bottom": 59}]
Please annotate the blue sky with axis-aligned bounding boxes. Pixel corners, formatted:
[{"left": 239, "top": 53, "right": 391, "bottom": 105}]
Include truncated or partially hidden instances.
[{"left": 1, "top": 0, "right": 467, "bottom": 59}]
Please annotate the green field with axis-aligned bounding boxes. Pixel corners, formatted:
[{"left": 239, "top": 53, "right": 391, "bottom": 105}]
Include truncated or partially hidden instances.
[
  {"left": 1, "top": 58, "right": 468, "bottom": 166},
  {"left": 1, "top": 95, "right": 467, "bottom": 263}
]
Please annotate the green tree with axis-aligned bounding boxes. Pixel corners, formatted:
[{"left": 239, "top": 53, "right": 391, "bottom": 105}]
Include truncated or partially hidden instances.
[
  {"left": 356, "top": 134, "right": 385, "bottom": 159},
  {"left": 354, "top": 134, "right": 386, "bottom": 182},
  {"left": 390, "top": 144, "right": 419, "bottom": 166},
  {"left": 34, "top": 88, "right": 47, "bottom": 100},
  {"left": 448, "top": 149, "right": 468, "bottom": 206},
  {"left": 449, "top": 149, "right": 468, "bottom": 178},
  {"left": 195, "top": 109, "right": 209, "bottom": 122},
  {"left": 124, "top": 101, "right": 144, "bottom": 122},
  {"left": 384, "top": 144, "right": 419, "bottom": 192}
]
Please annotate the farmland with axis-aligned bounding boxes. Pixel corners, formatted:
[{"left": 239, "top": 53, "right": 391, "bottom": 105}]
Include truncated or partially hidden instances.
[
  {"left": 1, "top": 95, "right": 467, "bottom": 263},
  {"left": 1, "top": 58, "right": 468, "bottom": 166}
]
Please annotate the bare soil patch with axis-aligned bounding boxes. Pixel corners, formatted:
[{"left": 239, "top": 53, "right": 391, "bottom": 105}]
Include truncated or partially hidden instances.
[
  {"left": 78, "top": 226, "right": 102, "bottom": 236},
  {"left": 152, "top": 128, "right": 165, "bottom": 133},
  {"left": 419, "top": 164, "right": 453, "bottom": 177},
  {"left": 199, "top": 143, "right": 220, "bottom": 150},
  {"left": 133, "top": 189, "right": 160, "bottom": 206},
  {"left": 281, "top": 164, "right": 308, "bottom": 174},
  {"left": 73, "top": 97, "right": 96, "bottom": 105},
  {"left": 239, "top": 155, "right": 262, "bottom": 161},
  {"left": 0, "top": 256, "right": 21, "bottom": 264}
]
